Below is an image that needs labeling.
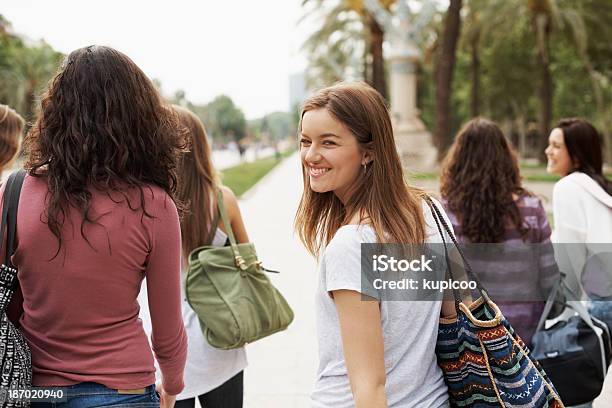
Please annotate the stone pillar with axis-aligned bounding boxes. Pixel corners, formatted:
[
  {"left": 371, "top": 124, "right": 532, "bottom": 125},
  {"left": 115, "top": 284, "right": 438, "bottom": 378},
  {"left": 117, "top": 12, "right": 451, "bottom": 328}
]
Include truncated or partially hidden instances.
[{"left": 389, "top": 1, "right": 437, "bottom": 174}]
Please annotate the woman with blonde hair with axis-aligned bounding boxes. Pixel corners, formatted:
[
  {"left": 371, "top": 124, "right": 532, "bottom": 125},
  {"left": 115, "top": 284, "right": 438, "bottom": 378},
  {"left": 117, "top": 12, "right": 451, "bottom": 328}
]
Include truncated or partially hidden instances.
[
  {"left": 295, "top": 82, "right": 451, "bottom": 408},
  {"left": 0, "top": 104, "right": 24, "bottom": 178},
  {"left": 140, "top": 105, "right": 249, "bottom": 408}
]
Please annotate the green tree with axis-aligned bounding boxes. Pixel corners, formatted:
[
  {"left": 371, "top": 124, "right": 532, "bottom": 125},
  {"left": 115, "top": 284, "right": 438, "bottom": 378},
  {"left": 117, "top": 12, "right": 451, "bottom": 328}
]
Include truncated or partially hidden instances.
[
  {"left": 0, "top": 15, "right": 63, "bottom": 122},
  {"left": 434, "top": 0, "right": 463, "bottom": 158},
  {"left": 301, "top": 0, "right": 392, "bottom": 98},
  {"left": 472, "top": 0, "right": 612, "bottom": 160},
  {"left": 206, "top": 95, "right": 247, "bottom": 143}
]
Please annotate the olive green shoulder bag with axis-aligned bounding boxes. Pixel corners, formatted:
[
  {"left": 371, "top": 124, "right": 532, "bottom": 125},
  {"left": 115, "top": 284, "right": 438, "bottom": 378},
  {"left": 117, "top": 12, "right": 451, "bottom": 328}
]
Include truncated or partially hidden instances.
[{"left": 185, "top": 189, "right": 294, "bottom": 349}]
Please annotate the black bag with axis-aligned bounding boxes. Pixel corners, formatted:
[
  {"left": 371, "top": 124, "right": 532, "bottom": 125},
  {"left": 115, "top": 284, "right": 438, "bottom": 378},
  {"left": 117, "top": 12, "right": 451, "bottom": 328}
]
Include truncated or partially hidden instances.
[
  {"left": 0, "top": 170, "right": 32, "bottom": 407},
  {"left": 531, "top": 278, "right": 612, "bottom": 405}
]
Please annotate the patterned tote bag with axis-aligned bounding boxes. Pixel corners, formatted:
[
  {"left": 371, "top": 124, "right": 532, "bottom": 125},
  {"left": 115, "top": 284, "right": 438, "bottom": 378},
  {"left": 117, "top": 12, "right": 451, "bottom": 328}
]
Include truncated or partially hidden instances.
[
  {"left": 0, "top": 170, "right": 32, "bottom": 407},
  {"left": 427, "top": 199, "right": 564, "bottom": 407}
]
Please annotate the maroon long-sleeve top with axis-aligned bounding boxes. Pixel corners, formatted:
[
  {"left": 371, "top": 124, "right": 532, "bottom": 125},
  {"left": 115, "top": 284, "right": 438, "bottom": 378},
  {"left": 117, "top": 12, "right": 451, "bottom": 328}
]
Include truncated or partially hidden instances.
[{"left": 4, "top": 174, "right": 187, "bottom": 395}]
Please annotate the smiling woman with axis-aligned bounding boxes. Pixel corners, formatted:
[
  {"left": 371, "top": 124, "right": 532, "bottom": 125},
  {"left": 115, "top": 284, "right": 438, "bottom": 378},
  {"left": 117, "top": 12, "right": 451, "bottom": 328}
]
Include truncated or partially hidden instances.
[
  {"left": 294, "top": 82, "right": 453, "bottom": 408},
  {"left": 299, "top": 108, "right": 370, "bottom": 204}
]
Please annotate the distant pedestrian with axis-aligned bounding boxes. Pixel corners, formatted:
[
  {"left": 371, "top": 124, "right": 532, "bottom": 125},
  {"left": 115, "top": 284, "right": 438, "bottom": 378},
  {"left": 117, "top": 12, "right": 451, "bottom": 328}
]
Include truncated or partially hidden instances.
[
  {"left": 139, "top": 105, "right": 249, "bottom": 408},
  {"left": 440, "top": 117, "right": 560, "bottom": 346},
  {"left": 4, "top": 45, "right": 187, "bottom": 408},
  {"left": 295, "top": 82, "right": 451, "bottom": 408},
  {"left": 0, "top": 104, "right": 24, "bottom": 180}
]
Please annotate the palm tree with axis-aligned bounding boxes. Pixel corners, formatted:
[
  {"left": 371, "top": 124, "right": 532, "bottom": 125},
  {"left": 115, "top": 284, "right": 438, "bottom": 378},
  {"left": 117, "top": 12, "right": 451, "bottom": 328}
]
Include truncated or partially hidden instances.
[
  {"left": 434, "top": 0, "right": 463, "bottom": 158},
  {"left": 0, "top": 19, "right": 62, "bottom": 123},
  {"left": 301, "top": 2, "right": 365, "bottom": 90},
  {"left": 460, "top": 0, "right": 487, "bottom": 118},
  {"left": 301, "top": 0, "right": 393, "bottom": 99},
  {"left": 475, "top": 0, "right": 610, "bottom": 161}
]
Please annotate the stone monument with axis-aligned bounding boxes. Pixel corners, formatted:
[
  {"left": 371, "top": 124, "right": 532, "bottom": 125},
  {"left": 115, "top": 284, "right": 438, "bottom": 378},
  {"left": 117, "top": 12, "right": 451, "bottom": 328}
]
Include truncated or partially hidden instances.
[{"left": 364, "top": 0, "right": 437, "bottom": 173}]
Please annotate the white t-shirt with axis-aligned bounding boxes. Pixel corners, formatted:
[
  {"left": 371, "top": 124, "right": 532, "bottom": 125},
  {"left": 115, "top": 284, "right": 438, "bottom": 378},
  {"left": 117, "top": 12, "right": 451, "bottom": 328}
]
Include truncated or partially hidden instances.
[
  {"left": 138, "top": 228, "right": 247, "bottom": 400},
  {"left": 311, "top": 201, "right": 450, "bottom": 408}
]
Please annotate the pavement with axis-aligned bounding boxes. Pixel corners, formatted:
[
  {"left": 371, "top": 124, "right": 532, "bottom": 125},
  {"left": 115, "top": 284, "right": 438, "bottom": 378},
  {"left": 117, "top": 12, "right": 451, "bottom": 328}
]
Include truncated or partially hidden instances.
[
  {"left": 231, "top": 152, "right": 611, "bottom": 407},
  {"left": 238, "top": 153, "right": 317, "bottom": 408}
]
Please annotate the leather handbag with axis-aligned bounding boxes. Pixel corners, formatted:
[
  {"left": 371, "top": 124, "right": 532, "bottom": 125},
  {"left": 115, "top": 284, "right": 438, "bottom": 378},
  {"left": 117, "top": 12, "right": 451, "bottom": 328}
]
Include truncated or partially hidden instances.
[
  {"left": 185, "top": 189, "right": 294, "bottom": 349},
  {"left": 531, "top": 278, "right": 611, "bottom": 405},
  {"left": 0, "top": 170, "right": 32, "bottom": 408},
  {"left": 427, "top": 199, "right": 564, "bottom": 407}
]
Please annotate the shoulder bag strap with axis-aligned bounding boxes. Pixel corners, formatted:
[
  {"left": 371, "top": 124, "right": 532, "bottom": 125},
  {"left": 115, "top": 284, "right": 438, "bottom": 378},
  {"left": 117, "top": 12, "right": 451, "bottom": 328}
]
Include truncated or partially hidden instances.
[
  {"left": 425, "top": 197, "right": 490, "bottom": 305},
  {"left": 0, "top": 169, "right": 26, "bottom": 314},
  {"left": 204, "top": 204, "right": 222, "bottom": 246},
  {"left": 535, "top": 279, "right": 562, "bottom": 334},
  {"left": 215, "top": 189, "right": 248, "bottom": 270},
  {"left": 2, "top": 170, "right": 26, "bottom": 268}
]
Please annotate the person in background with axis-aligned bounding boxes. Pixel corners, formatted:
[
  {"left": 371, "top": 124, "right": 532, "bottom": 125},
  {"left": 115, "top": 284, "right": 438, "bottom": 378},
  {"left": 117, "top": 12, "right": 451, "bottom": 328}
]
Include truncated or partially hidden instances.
[
  {"left": 139, "top": 105, "right": 248, "bottom": 408},
  {"left": 546, "top": 118, "right": 612, "bottom": 335},
  {"left": 5, "top": 45, "right": 187, "bottom": 408},
  {"left": 0, "top": 104, "right": 24, "bottom": 181},
  {"left": 440, "top": 117, "right": 559, "bottom": 347},
  {"left": 295, "top": 82, "right": 451, "bottom": 408}
]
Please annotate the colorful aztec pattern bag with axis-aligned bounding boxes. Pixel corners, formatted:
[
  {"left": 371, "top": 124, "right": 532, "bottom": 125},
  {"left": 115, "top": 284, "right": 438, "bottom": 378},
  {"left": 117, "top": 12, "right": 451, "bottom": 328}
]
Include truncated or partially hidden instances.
[{"left": 428, "top": 199, "right": 564, "bottom": 407}]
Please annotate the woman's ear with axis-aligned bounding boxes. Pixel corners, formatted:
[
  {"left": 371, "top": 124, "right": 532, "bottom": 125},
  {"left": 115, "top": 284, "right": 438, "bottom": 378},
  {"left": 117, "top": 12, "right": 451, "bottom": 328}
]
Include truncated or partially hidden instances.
[{"left": 362, "top": 151, "right": 374, "bottom": 165}]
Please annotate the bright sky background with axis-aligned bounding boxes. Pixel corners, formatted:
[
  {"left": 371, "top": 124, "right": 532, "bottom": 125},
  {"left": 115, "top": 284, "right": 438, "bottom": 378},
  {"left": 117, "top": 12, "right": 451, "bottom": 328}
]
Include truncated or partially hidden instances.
[{"left": 2, "top": 0, "right": 311, "bottom": 119}]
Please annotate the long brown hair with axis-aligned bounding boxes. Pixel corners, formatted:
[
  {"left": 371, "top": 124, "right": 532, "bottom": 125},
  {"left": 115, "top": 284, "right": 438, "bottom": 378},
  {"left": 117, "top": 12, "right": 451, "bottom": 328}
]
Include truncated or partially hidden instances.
[
  {"left": 294, "top": 82, "right": 427, "bottom": 257},
  {"left": 24, "top": 45, "right": 185, "bottom": 254},
  {"left": 174, "top": 105, "right": 220, "bottom": 257},
  {"left": 0, "top": 104, "right": 24, "bottom": 169},
  {"left": 440, "top": 118, "right": 530, "bottom": 243},
  {"left": 556, "top": 118, "right": 612, "bottom": 195}
]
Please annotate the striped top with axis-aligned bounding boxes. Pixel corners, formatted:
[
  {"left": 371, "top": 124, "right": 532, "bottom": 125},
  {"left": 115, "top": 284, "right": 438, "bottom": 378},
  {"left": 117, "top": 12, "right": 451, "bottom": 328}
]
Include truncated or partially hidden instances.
[{"left": 443, "top": 194, "right": 560, "bottom": 346}]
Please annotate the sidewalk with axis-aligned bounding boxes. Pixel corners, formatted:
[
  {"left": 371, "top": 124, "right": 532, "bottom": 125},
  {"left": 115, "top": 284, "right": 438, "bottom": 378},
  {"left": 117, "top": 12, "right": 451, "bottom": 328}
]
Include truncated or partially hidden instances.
[
  {"left": 236, "top": 153, "right": 612, "bottom": 407},
  {"left": 238, "top": 153, "right": 317, "bottom": 408}
]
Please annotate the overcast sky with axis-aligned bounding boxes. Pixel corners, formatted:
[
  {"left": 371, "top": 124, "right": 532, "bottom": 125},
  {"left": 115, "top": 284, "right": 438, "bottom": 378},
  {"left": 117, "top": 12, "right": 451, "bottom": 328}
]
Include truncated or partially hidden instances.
[{"left": 2, "top": 0, "right": 311, "bottom": 119}]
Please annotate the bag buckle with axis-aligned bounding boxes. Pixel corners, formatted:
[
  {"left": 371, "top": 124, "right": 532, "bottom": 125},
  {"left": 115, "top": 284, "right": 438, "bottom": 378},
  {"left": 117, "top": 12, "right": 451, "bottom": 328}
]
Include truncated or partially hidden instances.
[{"left": 235, "top": 255, "right": 248, "bottom": 271}]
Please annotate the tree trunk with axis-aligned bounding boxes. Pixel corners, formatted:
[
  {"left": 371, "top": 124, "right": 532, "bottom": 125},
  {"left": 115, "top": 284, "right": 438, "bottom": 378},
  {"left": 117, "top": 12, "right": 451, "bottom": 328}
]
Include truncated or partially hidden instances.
[
  {"left": 25, "top": 79, "right": 38, "bottom": 124},
  {"left": 535, "top": 13, "right": 552, "bottom": 163},
  {"left": 470, "top": 31, "right": 480, "bottom": 118},
  {"left": 368, "top": 14, "right": 387, "bottom": 101},
  {"left": 363, "top": 39, "right": 370, "bottom": 84},
  {"left": 434, "top": 0, "right": 463, "bottom": 160}
]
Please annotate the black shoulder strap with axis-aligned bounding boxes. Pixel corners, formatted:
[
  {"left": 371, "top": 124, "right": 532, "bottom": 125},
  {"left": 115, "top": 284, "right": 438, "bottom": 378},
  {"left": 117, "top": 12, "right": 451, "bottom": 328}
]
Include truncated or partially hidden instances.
[
  {"left": 1, "top": 170, "right": 27, "bottom": 268},
  {"left": 425, "top": 196, "right": 489, "bottom": 308}
]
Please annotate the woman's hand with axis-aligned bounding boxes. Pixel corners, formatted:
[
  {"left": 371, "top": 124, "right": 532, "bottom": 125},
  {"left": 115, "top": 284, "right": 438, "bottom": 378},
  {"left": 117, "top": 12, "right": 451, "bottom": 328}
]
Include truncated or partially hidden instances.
[{"left": 156, "top": 383, "right": 177, "bottom": 408}]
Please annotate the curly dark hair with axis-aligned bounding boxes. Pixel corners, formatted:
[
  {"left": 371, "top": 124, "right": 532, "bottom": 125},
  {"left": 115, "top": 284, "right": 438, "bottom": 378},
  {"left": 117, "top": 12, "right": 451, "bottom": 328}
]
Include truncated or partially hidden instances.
[
  {"left": 440, "top": 118, "right": 531, "bottom": 243},
  {"left": 24, "top": 45, "right": 185, "bottom": 255}
]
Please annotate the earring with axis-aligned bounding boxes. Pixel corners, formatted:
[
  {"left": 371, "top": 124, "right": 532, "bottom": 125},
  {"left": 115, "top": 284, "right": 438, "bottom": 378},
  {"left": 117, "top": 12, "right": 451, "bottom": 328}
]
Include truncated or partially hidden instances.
[{"left": 362, "top": 162, "right": 367, "bottom": 173}]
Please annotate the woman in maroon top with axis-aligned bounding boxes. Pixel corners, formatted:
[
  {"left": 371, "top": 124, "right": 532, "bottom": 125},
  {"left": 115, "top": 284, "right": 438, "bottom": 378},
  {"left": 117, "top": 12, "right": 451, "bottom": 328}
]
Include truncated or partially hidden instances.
[
  {"left": 440, "top": 118, "right": 560, "bottom": 346},
  {"left": 5, "top": 46, "right": 187, "bottom": 408}
]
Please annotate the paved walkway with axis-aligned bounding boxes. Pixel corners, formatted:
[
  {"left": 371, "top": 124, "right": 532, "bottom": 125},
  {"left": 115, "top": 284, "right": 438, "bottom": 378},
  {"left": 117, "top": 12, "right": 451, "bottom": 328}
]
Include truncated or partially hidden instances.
[
  {"left": 235, "top": 152, "right": 611, "bottom": 407},
  {"left": 238, "top": 153, "right": 317, "bottom": 408}
]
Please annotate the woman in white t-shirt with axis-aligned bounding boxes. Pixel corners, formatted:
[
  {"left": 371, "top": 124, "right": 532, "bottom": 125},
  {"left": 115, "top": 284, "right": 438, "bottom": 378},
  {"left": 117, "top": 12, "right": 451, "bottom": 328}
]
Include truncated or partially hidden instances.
[
  {"left": 546, "top": 118, "right": 612, "bottom": 408},
  {"left": 546, "top": 119, "right": 612, "bottom": 305},
  {"left": 294, "top": 82, "right": 452, "bottom": 408},
  {"left": 140, "top": 105, "right": 249, "bottom": 408}
]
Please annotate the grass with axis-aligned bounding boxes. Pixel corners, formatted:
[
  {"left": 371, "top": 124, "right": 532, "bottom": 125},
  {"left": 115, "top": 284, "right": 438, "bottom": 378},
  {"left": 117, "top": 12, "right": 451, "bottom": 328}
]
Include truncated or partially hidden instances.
[
  {"left": 409, "top": 166, "right": 610, "bottom": 183},
  {"left": 221, "top": 149, "right": 295, "bottom": 197}
]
